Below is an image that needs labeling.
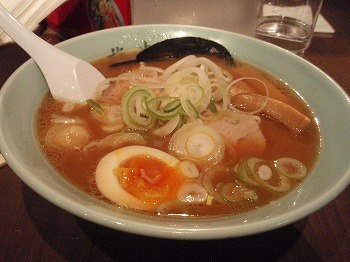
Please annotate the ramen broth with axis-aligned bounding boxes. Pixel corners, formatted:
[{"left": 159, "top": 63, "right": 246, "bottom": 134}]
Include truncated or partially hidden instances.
[{"left": 36, "top": 51, "right": 320, "bottom": 217}]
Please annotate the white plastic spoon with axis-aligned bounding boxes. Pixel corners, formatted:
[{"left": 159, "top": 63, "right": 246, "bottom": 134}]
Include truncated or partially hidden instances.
[{"left": 0, "top": 3, "right": 105, "bottom": 102}]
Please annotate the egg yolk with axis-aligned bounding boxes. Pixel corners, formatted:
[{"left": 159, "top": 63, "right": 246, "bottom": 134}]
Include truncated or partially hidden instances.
[{"left": 114, "top": 155, "right": 185, "bottom": 204}]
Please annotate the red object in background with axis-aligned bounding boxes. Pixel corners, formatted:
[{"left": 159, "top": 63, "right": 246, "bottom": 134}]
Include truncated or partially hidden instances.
[
  {"left": 116, "top": 0, "right": 131, "bottom": 25},
  {"left": 46, "top": 0, "right": 131, "bottom": 39}
]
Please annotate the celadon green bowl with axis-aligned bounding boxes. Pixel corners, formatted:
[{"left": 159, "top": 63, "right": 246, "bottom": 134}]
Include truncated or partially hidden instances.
[{"left": 1, "top": 25, "right": 349, "bottom": 240}]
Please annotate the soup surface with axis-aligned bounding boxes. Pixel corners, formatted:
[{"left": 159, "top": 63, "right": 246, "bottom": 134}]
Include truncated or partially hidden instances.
[{"left": 36, "top": 50, "right": 320, "bottom": 217}]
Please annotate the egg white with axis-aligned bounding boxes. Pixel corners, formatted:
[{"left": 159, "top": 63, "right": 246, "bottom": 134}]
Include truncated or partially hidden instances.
[{"left": 95, "top": 145, "right": 181, "bottom": 211}]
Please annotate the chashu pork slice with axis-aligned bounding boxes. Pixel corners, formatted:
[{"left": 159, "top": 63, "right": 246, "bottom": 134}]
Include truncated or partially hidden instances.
[{"left": 205, "top": 113, "right": 266, "bottom": 157}]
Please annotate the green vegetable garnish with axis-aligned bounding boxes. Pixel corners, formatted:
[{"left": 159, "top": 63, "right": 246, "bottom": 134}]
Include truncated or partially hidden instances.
[
  {"left": 87, "top": 99, "right": 104, "bottom": 115},
  {"left": 209, "top": 99, "right": 218, "bottom": 113}
]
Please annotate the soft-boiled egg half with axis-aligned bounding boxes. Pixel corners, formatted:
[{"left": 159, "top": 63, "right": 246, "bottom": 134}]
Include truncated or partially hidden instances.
[{"left": 95, "top": 145, "right": 186, "bottom": 211}]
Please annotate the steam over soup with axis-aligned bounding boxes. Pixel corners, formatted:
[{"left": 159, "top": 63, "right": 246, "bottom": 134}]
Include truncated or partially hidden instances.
[{"left": 36, "top": 49, "right": 320, "bottom": 217}]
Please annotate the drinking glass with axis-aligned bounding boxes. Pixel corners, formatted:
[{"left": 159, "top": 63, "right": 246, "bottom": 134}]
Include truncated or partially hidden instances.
[{"left": 255, "top": 0, "right": 323, "bottom": 55}]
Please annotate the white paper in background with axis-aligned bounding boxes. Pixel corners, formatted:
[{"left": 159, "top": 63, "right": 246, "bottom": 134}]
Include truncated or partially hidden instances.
[
  {"left": 1, "top": 0, "right": 21, "bottom": 11},
  {"left": 0, "top": 154, "right": 6, "bottom": 168},
  {"left": 314, "top": 14, "right": 335, "bottom": 33},
  {"left": 0, "top": 0, "right": 68, "bottom": 44},
  {"left": 263, "top": 5, "right": 334, "bottom": 33}
]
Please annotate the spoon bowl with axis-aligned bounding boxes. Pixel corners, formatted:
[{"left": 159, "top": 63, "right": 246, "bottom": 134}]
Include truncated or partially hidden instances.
[{"left": 0, "top": 4, "right": 105, "bottom": 102}]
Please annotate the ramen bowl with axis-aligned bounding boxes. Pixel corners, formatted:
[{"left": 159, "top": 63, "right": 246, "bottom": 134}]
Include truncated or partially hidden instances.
[{"left": 0, "top": 25, "right": 349, "bottom": 240}]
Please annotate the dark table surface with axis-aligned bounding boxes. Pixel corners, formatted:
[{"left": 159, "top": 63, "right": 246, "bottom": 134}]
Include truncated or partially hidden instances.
[{"left": 0, "top": 1, "right": 349, "bottom": 261}]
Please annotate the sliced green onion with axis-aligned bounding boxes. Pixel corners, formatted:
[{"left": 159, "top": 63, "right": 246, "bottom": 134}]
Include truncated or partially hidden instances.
[
  {"left": 258, "top": 164, "right": 273, "bottom": 180},
  {"left": 177, "top": 114, "right": 185, "bottom": 129},
  {"left": 121, "top": 86, "right": 155, "bottom": 130},
  {"left": 146, "top": 97, "right": 180, "bottom": 119},
  {"left": 83, "top": 132, "right": 146, "bottom": 150},
  {"left": 153, "top": 115, "right": 181, "bottom": 137},
  {"left": 179, "top": 160, "right": 200, "bottom": 178},
  {"left": 187, "top": 100, "right": 199, "bottom": 118},
  {"left": 245, "top": 157, "right": 291, "bottom": 192},
  {"left": 87, "top": 99, "right": 104, "bottom": 115},
  {"left": 221, "top": 182, "right": 258, "bottom": 202},
  {"left": 237, "top": 158, "right": 260, "bottom": 186},
  {"left": 227, "top": 77, "right": 270, "bottom": 115},
  {"left": 275, "top": 157, "right": 307, "bottom": 179},
  {"left": 199, "top": 165, "right": 231, "bottom": 204},
  {"left": 163, "top": 99, "right": 181, "bottom": 113},
  {"left": 176, "top": 181, "right": 208, "bottom": 204},
  {"left": 168, "top": 123, "right": 225, "bottom": 166},
  {"left": 209, "top": 99, "right": 218, "bottom": 113},
  {"left": 181, "top": 99, "right": 199, "bottom": 120}
]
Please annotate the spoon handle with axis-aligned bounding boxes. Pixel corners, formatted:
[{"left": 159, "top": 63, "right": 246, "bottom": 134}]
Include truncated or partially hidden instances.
[
  {"left": 0, "top": 3, "right": 105, "bottom": 102},
  {"left": 0, "top": 3, "right": 66, "bottom": 66},
  {"left": 0, "top": 153, "right": 6, "bottom": 168}
]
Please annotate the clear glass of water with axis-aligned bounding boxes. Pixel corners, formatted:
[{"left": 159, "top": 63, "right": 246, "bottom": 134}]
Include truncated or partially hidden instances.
[{"left": 255, "top": 0, "right": 323, "bottom": 55}]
